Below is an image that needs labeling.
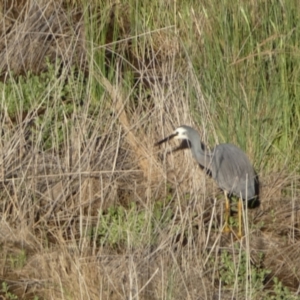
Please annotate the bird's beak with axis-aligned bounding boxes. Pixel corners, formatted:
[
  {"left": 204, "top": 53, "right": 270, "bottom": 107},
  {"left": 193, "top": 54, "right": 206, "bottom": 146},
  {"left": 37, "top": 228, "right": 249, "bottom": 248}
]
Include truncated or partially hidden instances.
[{"left": 154, "top": 131, "right": 178, "bottom": 146}]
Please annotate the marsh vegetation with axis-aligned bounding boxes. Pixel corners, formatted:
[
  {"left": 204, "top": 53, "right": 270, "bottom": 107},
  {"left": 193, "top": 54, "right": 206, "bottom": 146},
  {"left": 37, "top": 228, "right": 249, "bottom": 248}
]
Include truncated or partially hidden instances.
[{"left": 0, "top": 1, "right": 299, "bottom": 299}]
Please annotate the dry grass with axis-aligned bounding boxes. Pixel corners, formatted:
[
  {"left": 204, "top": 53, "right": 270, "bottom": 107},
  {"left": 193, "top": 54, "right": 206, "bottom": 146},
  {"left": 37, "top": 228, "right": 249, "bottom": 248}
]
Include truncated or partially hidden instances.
[
  {"left": 0, "top": 0, "right": 86, "bottom": 80},
  {"left": 0, "top": 1, "right": 299, "bottom": 299}
]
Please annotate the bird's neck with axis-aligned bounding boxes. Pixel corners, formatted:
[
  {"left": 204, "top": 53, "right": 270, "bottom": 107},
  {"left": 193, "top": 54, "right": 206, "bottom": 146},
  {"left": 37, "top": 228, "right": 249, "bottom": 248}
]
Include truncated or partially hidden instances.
[{"left": 191, "top": 141, "right": 213, "bottom": 170}]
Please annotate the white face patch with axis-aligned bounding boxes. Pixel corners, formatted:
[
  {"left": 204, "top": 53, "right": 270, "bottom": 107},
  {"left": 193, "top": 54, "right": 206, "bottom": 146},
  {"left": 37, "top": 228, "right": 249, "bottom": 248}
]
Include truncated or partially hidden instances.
[{"left": 174, "top": 127, "right": 188, "bottom": 140}]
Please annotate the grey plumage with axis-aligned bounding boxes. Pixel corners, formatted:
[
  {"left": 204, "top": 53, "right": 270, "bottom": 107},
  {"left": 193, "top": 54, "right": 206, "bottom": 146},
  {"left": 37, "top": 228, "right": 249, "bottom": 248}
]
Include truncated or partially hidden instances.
[
  {"left": 155, "top": 125, "right": 258, "bottom": 237},
  {"left": 156, "top": 125, "right": 256, "bottom": 200}
]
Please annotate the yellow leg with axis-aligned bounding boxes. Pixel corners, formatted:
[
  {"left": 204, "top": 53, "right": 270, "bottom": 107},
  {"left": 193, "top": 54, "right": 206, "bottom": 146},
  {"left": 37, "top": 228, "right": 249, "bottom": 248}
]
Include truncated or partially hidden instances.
[
  {"left": 238, "top": 198, "right": 243, "bottom": 238},
  {"left": 223, "top": 191, "right": 231, "bottom": 233}
]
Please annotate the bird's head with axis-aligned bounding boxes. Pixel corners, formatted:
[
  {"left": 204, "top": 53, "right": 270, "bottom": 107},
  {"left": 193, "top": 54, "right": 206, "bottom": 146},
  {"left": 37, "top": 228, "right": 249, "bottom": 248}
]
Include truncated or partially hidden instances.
[
  {"left": 155, "top": 125, "right": 194, "bottom": 146},
  {"left": 173, "top": 126, "right": 189, "bottom": 140}
]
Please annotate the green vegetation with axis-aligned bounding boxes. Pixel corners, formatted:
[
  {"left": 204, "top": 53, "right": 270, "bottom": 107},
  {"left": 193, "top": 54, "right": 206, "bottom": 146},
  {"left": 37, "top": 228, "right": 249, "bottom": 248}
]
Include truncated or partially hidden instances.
[
  {"left": 218, "top": 249, "right": 298, "bottom": 299},
  {"left": 0, "top": 0, "right": 299, "bottom": 299},
  {"left": 1, "top": 60, "right": 90, "bottom": 150},
  {"left": 9, "top": 250, "right": 27, "bottom": 269},
  {"left": 1, "top": 282, "right": 18, "bottom": 300},
  {"left": 192, "top": 1, "right": 300, "bottom": 171},
  {"left": 96, "top": 201, "right": 173, "bottom": 248}
]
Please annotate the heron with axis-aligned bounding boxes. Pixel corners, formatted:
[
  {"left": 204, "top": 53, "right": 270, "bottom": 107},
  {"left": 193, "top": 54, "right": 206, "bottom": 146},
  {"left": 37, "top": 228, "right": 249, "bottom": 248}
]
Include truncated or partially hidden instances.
[{"left": 155, "top": 125, "right": 258, "bottom": 238}]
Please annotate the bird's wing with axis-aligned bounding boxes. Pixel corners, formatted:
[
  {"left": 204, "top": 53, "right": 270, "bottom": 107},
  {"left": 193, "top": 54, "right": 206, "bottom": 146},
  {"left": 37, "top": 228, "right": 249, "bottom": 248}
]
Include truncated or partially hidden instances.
[{"left": 211, "top": 144, "right": 255, "bottom": 198}]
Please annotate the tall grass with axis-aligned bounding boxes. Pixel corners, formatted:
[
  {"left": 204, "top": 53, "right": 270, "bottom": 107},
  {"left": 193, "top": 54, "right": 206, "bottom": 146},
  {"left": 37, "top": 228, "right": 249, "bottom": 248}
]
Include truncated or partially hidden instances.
[
  {"left": 187, "top": 1, "right": 300, "bottom": 172},
  {"left": 0, "top": 0, "right": 299, "bottom": 299}
]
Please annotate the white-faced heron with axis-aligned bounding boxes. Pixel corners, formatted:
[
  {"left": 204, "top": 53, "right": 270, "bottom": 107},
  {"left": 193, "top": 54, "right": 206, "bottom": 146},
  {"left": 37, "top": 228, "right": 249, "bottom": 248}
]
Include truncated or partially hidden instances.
[{"left": 155, "top": 125, "right": 258, "bottom": 238}]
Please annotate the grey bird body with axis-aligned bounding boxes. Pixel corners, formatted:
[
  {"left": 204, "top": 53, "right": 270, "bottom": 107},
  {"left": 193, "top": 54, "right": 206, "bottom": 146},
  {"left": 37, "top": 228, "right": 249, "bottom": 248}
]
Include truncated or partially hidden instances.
[
  {"left": 210, "top": 144, "right": 256, "bottom": 200},
  {"left": 155, "top": 125, "right": 258, "bottom": 237},
  {"left": 191, "top": 140, "right": 255, "bottom": 200},
  {"left": 166, "top": 125, "right": 256, "bottom": 201}
]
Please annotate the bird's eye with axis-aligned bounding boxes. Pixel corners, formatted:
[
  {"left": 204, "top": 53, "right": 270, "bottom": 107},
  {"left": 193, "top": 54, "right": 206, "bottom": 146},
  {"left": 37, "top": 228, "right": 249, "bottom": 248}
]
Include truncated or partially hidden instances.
[{"left": 177, "top": 131, "right": 185, "bottom": 136}]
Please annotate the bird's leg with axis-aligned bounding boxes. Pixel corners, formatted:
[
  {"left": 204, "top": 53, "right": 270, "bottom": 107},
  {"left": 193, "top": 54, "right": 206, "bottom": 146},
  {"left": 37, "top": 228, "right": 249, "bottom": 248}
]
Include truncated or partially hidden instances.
[
  {"left": 238, "top": 197, "right": 243, "bottom": 238},
  {"left": 223, "top": 191, "right": 231, "bottom": 233}
]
